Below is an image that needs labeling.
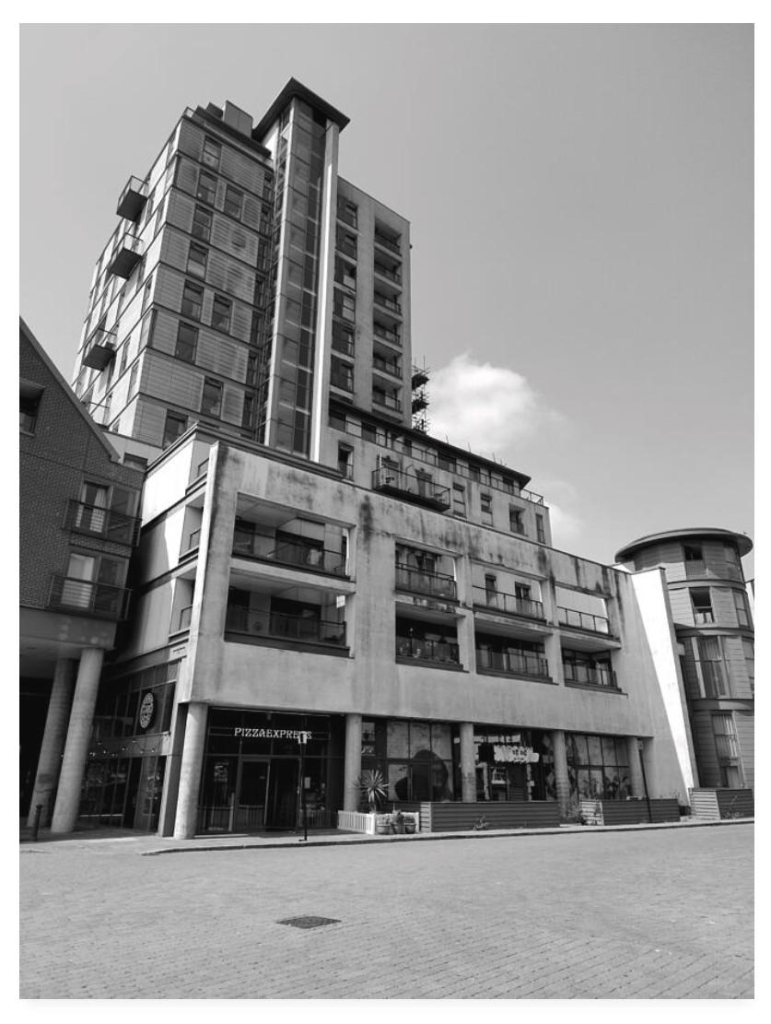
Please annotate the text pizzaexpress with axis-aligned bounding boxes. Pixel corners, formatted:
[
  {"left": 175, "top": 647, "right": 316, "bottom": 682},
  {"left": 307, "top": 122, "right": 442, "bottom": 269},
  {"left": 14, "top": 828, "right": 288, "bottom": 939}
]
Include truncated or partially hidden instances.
[{"left": 233, "top": 727, "right": 313, "bottom": 740}]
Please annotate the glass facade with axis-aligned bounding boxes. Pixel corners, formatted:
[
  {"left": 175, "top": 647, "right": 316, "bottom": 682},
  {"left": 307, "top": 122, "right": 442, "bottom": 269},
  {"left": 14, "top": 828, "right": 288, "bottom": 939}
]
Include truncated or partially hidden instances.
[
  {"left": 361, "top": 718, "right": 455, "bottom": 802},
  {"left": 566, "top": 732, "right": 630, "bottom": 802},
  {"left": 474, "top": 727, "right": 556, "bottom": 802}
]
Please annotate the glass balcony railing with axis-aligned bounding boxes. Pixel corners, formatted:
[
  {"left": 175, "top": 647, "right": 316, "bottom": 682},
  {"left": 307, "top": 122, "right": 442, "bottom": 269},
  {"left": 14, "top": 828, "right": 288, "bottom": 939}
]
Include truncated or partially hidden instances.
[
  {"left": 476, "top": 648, "right": 550, "bottom": 679},
  {"left": 395, "top": 563, "right": 456, "bottom": 599},
  {"left": 472, "top": 586, "right": 545, "bottom": 620},
  {"left": 105, "top": 233, "right": 144, "bottom": 279},
  {"left": 65, "top": 500, "right": 139, "bottom": 546},
  {"left": 225, "top": 606, "right": 346, "bottom": 647},
  {"left": 116, "top": 175, "right": 149, "bottom": 221},
  {"left": 48, "top": 575, "right": 131, "bottom": 621},
  {"left": 373, "top": 467, "right": 452, "bottom": 512},
  {"left": 82, "top": 328, "right": 117, "bottom": 371},
  {"left": 396, "top": 635, "right": 460, "bottom": 664},
  {"left": 557, "top": 607, "right": 611, "bottom": 634}
]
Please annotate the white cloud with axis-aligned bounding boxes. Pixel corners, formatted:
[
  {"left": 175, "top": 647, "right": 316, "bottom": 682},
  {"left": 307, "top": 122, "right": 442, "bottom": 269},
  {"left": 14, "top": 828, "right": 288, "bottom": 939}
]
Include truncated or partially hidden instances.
[
  {"left": 547, "top": 501, "right": 584, "bottom": 548},
  {"left": 426, "top": 353, "right": 555, "bottom": 460}
]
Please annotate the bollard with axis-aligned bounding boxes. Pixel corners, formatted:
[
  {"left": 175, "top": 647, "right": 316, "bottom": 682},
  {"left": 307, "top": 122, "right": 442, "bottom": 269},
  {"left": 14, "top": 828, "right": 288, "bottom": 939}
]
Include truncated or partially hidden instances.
[{"left": 31, "top": 803, "right": 43, "bottom": 842}]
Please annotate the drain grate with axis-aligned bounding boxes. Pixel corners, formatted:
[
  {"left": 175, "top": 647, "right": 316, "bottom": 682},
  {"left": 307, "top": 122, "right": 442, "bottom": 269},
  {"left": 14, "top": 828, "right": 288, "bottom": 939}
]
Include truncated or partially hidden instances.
[{"left": 277, "top": 915, "right": 340, "bottom": 930}]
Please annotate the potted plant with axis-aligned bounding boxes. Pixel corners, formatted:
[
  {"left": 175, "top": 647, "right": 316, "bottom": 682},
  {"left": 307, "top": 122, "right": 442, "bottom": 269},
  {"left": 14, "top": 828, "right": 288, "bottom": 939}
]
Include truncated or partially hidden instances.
[
  {"left": 404, "top": 814, "right": 417, "bottom": 835},
  {"left": 391, "top": 808, "right": 405, "bottom": 834},
  {"left": 358, "top": 769, "right": 388, "bottom": 832}
]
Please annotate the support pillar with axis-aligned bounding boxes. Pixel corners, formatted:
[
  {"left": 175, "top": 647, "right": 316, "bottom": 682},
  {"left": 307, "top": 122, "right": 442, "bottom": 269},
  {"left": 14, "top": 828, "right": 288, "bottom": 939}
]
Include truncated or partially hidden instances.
[
  {"left": 460, "top": 722, "right": 476, "bottom": 802},
  {"left": 343, "top": 713, "right": 363, "bottom": 812},
  {"left": 627, "top": 736, "right": 645, "bottom": 798},
  {"left": 551, "top": 729, "right": 570, "bottom": 817},
  {"left": 27, "top": 658, "right": 76, "bottom": 827},
  {"left": 50, "top": 648, "right": 104, "bottom": 834},
  {"left": 173, "top": 702, "right": 208, "bottom": 839}
]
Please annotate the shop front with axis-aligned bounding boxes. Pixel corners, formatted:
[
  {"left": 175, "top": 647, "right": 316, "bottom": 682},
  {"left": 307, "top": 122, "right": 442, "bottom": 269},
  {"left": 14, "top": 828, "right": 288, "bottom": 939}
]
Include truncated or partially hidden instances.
[
  {"left": 198, "top": 709, "right": 345, "bottom": 833},
  {"left": 474, "top": 726, "right": 557, "bottom": 802}
]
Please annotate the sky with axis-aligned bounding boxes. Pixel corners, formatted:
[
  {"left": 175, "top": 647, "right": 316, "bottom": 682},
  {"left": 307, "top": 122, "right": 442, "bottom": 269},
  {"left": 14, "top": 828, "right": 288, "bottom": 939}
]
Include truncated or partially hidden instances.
[{"left": 19, "top": 21, "right": 755, "bottom": 574}]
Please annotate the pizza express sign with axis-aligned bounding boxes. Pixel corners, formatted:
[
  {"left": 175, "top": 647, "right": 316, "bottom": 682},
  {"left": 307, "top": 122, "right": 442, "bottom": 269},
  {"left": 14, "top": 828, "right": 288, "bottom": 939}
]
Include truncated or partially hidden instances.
[
  {"left": 233, "top": 727, "right": 313, "bottom": 744},
  {"left": 138, "top": 692, "right": 156, "bottom": 731}
]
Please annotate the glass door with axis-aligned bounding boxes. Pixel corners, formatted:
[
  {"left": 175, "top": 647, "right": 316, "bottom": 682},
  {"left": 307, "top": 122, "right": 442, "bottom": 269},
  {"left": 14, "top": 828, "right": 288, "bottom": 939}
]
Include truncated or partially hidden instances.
[
  {"left": 235, "top": 759, "right": 270, "bottom": 832},
  {"left": 266, "top": 759, "right": 299, "bottom": 830}
]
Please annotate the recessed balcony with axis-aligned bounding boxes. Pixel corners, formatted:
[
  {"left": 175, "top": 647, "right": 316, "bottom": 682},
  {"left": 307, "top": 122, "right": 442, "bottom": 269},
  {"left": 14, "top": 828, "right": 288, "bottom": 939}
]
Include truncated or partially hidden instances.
[
  {"left": 105, "top": 233, "right": 144, "bottom": 279},
  {"left": 396, "top": 633, "right": 460, "bottom": 665},
  {"left": 82, "top": 328, "right": 117, "bottom": 370},
  {"left": 373, "top": 466, "right": 451, "bottom": 512},
  {"left": 374, "top": 229, "right": 401, "bottom": 254},
  {"left": 472, "top": 587, "right": 546, "bottom": 621},
  {"left": 374, "top": 261, "right": 401, "bottom": 284},
  {"left": 116, "top": 176, "right": 149, "bottom": 221},
  {"left": 373, "top": 353, "right": 401, "bottom": 378},
  {"left": 563, "top": 662, "right": 618, "bottom": 689},
  {"left": 395, "top": 562, "right": 456, "bottom": 600},
  {"left": 373, "top": 323, "right": 401, "bottom": 347},
  {"left": 372, "top": 389, "right": 402, "bottom": 415},
  {"left": 557, "top": 607, "right": 611, "bottom": 635},
  {"left": 374, "top": 292, "right": 402, "bottom": 317},
  {"left": 225, "top": 605, "right": 347, "bottom": 648},
  {"left": 476, "top": 647, "right": 551, "bottom": 680},
  {"left": 47, "top": 575, "right": 131, "bottom": 621},
  {"left": 233, "top": 535, "right": 347, "bottom": 577},
  {"left": 64, "top": 500, "right": 140, "bottom": 547}
]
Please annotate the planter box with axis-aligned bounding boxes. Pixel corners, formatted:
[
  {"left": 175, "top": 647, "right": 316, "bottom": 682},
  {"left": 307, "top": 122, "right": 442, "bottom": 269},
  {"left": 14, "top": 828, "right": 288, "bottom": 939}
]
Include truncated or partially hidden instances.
[
  {"left": 579, "top": 798, "right": 680, "bottom": 825},
  {"left": 416, "top": 801, "right": 560, "bottom": 832},
  {"left": 689, "top": 788, "right": 754, "bottom": 821},
  {"left": 336, "top": 810, "right": 420, "bottom": 834}
]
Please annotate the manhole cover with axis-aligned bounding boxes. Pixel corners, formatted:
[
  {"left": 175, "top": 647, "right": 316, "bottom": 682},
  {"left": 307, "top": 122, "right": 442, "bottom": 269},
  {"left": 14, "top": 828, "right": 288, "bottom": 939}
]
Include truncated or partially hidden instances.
[{"left": 277, "top": 916, "right": 340, "bottom": 930}]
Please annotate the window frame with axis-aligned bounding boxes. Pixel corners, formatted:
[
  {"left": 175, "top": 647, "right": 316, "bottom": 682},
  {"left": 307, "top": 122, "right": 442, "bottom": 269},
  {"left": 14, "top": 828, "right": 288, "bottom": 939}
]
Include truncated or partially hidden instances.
[
  {"left": 181, "top": 280, "right": 204, "bottom": 321},
  {"left": 211, "top": 294, "right": 232, "bottom": 332}
]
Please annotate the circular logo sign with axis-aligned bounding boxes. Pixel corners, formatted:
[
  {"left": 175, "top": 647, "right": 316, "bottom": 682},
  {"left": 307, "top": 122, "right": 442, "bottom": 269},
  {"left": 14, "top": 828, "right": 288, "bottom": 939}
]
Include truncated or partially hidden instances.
[{"left": 138, "top": 692, "right": 156, "bottom": 731}]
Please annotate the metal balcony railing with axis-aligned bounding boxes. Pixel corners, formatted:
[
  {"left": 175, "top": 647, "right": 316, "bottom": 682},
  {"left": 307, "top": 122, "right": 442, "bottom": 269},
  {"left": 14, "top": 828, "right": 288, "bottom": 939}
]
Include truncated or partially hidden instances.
[
  {"left": 48, "top": 575, "right": 131, "bottom": 621},
  {"left": 472, "top": 586, "right": 545, "bottom": 620},
  {"left": 261, "top": 539, "right": 346, "bottom": 576},
  {"left": 563, "top": 663, "right": 618, "bottom": 689},
  {"left": 373, "top": 324, "right": 401, "bottom": 346},
  {"left": 332, "top": 333, "right": 355, "bottom": 357},
  {"left": 396, "top": 635, "right": 460, "bottom": 664},
  {"left": 372, "top": 391, "right": 402, "bottom": 413},
  {"left": 374, "top": 263, "right": 401, "bottom": 284},
  {"left": 374, "top": 293, "right": 402, "bottom": 315},
  {"left": 395, "top": 563, "right": 456, "bottom": 599},
  {"left": 373, "top": 467, "right": 452, "bottom": 512},
  {"left": 225, "top": 606, "right": 347, "bottom": 647},
  {"left": 374, "top": 231, "right": 400, "bottom": 253},
  {"left": 373, "top": 354, "right": 401, "bottom": 377},
  {"left": 338, "top": 207, "right": 357, "bottom": 228},
  {"left": 476, "top": 648, "right": 550, "bottom": 679},
  {"left": 330, "top": 370, "right": 354, "bottom": 392},
  {"left": 65, "top": 500, "right": 139, "bottom": 546},
  {"left": 557, "top": 607, "right": 611, "bottom": 634},
  {"left": 337, "top": 236, "right": 357, "bottom": 259}
]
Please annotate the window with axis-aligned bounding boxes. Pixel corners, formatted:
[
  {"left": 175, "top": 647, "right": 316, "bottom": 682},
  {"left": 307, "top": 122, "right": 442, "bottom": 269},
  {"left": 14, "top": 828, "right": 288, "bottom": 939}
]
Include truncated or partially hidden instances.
[
  {"left": 480, "top": 493, "right": 493, "bottom": 525},
  {"left": 509, "top": 506, "right": 525, "bottom": 535},
  {"left": 197, "top": 170, "right": 217, "bottom": 205},
  {"left": 202, "top": 136, "right": 221, "bottom": 169},
  {"left": 224, "top": 185, "right": 243, "bottom": 219},
  {"left": 711, "top": 714, "right": 741, "bottom": 787},
  {"left": 119, "top": 340, "right": 129, "bottom": 375},
  {"left": 211, "top": 295, "right": 232, "bottom": 332},
  {"left": 536, "top": 514, "right": 546, "bottom": 544},
  {"left": 452, "top": 483, "right": 466, "bottom": 517},
  {"left": 742, "top": 639, "right": 755, "bottom": 695},
  {"left": 329, "top": 410, "right": 347, "bottom": 432},
  {"left": 201, "top": 378, "right": 223, "bottom": 417},
  {"left": 333, "top": 288, "right": 355, "bottom": 322},
  {"left": 187, "top": 243, "right": 208, "bottom": 278},
  {"left": 684, "top": 543, "right": 703, "bottom": 561},
  {"left": 332, "top": 321, "right": 355, "bottom": 357},
  {"left": 336, "top": 228, "right": 357, "bottom": 259},
  {"left": 20, "top": 382, "right": 43, "bottom": 433},
  {"left": 696, "top": 636, "right": 728, "bottom": 697},
  {"left": 330, "top": 356, "right": 354, "bottom": 392},
  {"left": 192, "top": 206, "right": 212, "bottom": 242},
  {"left": 337, "top": 444, "right": 353, "bottom": 479},
  {"left": 733, "top": 590, "right": 751, "bottom": 627},
  {"left": 484, "top": 574, "right": 497, "bottom": 603},
  {"left": 175, "top": 323, "right": 198, "bottom": 363},
  {"left": 242, "top": 393, "right": 254, "bottom": 429},
  {"left": 128, "top": 362, "right": 140, "bottom": 397},
  {"left": 335, "top": 257, "right": 356, "bottom": 291},
  {"left": 338, "top": 199, "right": 358, "bottom": 228},
  {"left": 691, "top": 588, "right": 714, "bottom": 624},
  {"left": 181, "top": 281, "right": 204, "bottom": 320},
  {"left": 141, "top": 278, "right": 153, "bottom": 314},
  {"left": 60, "top": 551, "right": 127, "bottom": 614},
  {"left": 163, "top": 411, "right": 187, "bottom": 448}
]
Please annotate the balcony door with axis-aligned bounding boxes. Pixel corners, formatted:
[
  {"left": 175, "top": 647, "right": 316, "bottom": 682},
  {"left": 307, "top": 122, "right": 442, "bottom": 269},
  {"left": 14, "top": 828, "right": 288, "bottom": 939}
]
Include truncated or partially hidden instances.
[{"left": 76, "top": 483, "right": 109, "bottom": 533}]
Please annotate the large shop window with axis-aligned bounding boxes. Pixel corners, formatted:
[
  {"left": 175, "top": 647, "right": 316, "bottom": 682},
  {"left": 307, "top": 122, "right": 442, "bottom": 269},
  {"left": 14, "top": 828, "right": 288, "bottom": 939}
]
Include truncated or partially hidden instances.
[
  {"left": 474, "top": 728, "right": 556, "bottom": 802},
  {"left": 565, "top": 733, "right": 630, "bottom": 802},
  {"left": 361, "top": 719, "right": 454, "bottom": 803}
]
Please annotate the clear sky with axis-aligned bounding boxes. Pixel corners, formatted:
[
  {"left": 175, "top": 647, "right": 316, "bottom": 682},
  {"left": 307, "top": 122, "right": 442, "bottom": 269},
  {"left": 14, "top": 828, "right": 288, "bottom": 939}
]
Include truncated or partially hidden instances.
[{"left": 19, "top": 22, "right": 754, "bottom": 573}]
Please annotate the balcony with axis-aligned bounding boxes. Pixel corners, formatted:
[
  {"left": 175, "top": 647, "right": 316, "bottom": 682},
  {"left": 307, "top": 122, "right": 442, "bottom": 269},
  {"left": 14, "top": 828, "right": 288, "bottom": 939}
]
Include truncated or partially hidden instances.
[
  {"left": 472, "top": 587, "right": 545, "bottom": 621},
  {"left": 373, "top": 324, "right": 401, "bottom": 347},
  {"left": 372, "top": 390, "right": 402, "bottom": 414},
  {"left": 477, "top": 647, "right": 550, "bottom": 680},
  {"left": 374, "top": 262, "right": 401, "bottom": 284},
  {"left": 557, "top": 607, "right": 610, "bottom": 635},
  {"left": 338, "top": 206, "right": 357, "bottom": 229},
  {"left": 65, "top": 500, "right": 140, "bottom": 546},
  {"left": 225, "top": 606, "right": 347, "bottom": 647},
  {"left": 395, "top": 563, "right": 456, "bottom": 600},
  {"left": 337, "top": 235, "right": 357, "bottom": 259},
  {"left": 82, "top": 328, "right": 117, "bottom": 371},
  {"left": 233, "top": 537, "right": 347, "bottom": 577},
  {"left": 373, "top": 354, "right": 401, "bottom": 378},
  {"left": 105, "top": 233, "right": 144, "bottom": 279},
  {"left": 396, "top": 634, "right": 460, "bottom": 665},
  {"left": 116, "top": 176, "right": 149, "bottom": 221},
  {"left": 330, "top": 370, "right": 354, "bottom": 393},
  {"left": 48, "top": 575, "right": 131, "bottom": 621},
  {"left": 563, "top": 663, "right": 618, "bottom": 689},
  {"left": 372, "top": 466, "right": 451, "bottom": 512},
  {"left": 374, "top": 230, "right": 401, "bottom": 254},
  {"left": 374, "top": 293, "right": 402, "bottom": 317}
]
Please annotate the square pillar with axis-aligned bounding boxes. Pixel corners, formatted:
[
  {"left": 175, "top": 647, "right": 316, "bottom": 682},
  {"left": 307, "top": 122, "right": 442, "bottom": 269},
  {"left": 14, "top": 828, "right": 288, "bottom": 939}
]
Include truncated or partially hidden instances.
[
  {"left": 551, "top": 729, "right": 571, "bottom": 816},
  {"left": 459, "top": 722, "right": 476, "bottom": 802},
  {"left": 343, "top": 713, "right": 363, "bottom": 812}
]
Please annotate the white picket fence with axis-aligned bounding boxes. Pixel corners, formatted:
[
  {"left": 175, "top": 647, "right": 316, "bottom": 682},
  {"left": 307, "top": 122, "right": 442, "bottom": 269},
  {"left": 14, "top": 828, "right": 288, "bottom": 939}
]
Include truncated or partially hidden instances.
[{"left": 337, "top": 810, "right": 420, "bottom": 834}]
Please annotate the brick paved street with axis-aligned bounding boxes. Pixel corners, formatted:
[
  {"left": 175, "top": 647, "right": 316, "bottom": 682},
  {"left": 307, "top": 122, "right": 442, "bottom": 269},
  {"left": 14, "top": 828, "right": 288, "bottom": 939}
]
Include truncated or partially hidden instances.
[{"left": 20, "top": 824, "right": 753, "bottom": 999}]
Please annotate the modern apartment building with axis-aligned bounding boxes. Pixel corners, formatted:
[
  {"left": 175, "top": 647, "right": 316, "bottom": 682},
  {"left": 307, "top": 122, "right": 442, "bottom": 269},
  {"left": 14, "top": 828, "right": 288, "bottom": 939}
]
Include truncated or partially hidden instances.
[
  {"left": 36, "top": 80, "right": 704, "bottom": 836},
  {"left": 615, "top": 529, "right": 754, "bottom": 794}
]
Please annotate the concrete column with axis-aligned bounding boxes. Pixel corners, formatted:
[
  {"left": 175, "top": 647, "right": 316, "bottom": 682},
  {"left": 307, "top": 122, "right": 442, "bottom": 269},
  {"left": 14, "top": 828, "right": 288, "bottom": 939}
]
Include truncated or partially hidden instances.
[
  {"left": 459, "top": 722, "right": 476, "bottom": 802},
  {"left": 50, "top": 648, "right": 104, "bottom": 834},
  {"left": 543, "top": 633, "right": 565, "bottom": 686},
  {"left": 173, "top": 702, "right": 208, "bottom": 839},
  {"left": 27, "top": 658, "right": 77, "bottom": 827},
  {"left": 343, "top": 713, "right": 363, "bottom": 812},
  {"left": 627, "top": 736, "right": 645, "bottom": 798},
  {"left": 551, "top": 729, "right": 571, "bottom": 817}
]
